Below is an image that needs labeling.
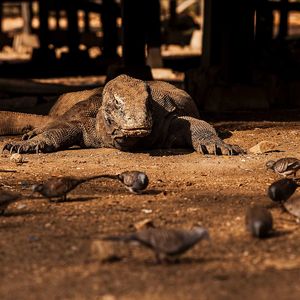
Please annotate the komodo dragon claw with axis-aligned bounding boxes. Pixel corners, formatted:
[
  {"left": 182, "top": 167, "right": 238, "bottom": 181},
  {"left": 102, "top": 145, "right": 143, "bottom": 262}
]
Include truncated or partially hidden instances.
[
  {"left": 197, "top": 141, "right": 244, "bottom": 155},
  {"left": 2, "top": 140, "right": 51, "bottom": 154}
]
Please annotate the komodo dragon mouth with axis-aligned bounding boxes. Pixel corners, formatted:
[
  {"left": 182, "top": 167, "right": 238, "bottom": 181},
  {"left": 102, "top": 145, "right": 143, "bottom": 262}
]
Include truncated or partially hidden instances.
[
  {"left": 111, "top": 127, "right": 152, "bottom": 150},
  {"left": 118, "top": 128, "right": 151, "bottom": 137}
]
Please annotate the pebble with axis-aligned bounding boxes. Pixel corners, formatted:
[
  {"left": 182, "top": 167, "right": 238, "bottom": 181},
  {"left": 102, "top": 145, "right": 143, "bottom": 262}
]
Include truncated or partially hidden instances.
[
  {"left": 28, "top": 235, "right": 39, "bottom": 242},
  {"left": 248, "top": 141, "right": 279, "bottom": 154},
  {"left": 10, "top": 153, "right": 25, "bottom": 165},
  {"left": 16, "top": 203, "right": 26, "bottom": 210},
  {"left": 284, "top": 196, "right": 300, "bottom": 218},
  {"left": 134, "top": 218, "right": 154, "bottom": 230}
]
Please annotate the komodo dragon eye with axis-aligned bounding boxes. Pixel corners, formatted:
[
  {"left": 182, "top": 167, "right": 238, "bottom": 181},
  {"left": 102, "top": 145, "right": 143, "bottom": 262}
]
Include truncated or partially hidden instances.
[
  {"left": 105, "top": 115, "right": 112, "bottom": 125},
  {"left": 114, "top": 95, "right": 124, "bottom": 108}
]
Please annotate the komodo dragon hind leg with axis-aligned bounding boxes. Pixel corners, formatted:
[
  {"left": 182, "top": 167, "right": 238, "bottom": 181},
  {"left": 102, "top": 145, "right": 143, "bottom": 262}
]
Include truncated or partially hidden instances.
[
  {"left": 172, "top": 117, "right": 244, "bottom": 155},
  {"left": 2, "top": 121, "right": 82, "bottom": 154}
]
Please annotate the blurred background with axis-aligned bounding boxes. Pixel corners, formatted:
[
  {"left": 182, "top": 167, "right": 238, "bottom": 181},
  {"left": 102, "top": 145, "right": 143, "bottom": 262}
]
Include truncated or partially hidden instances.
[{"left": 1, "top": 0, "right": 300, "bottom": 113}]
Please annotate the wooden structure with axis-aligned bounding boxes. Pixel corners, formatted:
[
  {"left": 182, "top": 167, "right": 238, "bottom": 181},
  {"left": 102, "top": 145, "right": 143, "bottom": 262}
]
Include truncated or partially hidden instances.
[{"left": 0, "top": 1, "right": 299, "bottom": 87}]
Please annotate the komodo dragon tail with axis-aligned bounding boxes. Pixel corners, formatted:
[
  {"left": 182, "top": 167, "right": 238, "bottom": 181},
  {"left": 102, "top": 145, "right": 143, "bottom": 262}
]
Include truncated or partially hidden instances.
[{"left": 0, "top": 111, "right": 53, "bottom": 135}]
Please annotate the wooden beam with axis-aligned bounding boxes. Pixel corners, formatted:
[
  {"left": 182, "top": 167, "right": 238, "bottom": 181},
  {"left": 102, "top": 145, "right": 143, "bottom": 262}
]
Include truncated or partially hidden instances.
[{"left": 121, "top": 0, "right": 146, "bottom": 66}]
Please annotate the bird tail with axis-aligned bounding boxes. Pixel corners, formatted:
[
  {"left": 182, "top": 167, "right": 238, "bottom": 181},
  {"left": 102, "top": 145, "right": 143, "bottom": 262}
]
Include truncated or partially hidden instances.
[
  {"left": 85, "top": 174, "right": 118, "bottom": 182},
  {"left": 101, "top": 234, "right": 136, "bottom": 243}
]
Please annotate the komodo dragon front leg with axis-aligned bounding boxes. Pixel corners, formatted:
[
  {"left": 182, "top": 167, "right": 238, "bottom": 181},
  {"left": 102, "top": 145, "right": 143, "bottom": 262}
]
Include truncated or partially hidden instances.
[
  {"left": 2, "top": 120, "right": 83, "bottom": 153},
  {"left": 168, "top": 116, "right": 243, "bottom": 155}
]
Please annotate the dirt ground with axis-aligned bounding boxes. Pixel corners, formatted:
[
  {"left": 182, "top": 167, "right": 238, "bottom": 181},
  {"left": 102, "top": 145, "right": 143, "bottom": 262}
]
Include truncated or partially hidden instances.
[{"left": 0, "top": 122, "right": 300, "bottom": 300}]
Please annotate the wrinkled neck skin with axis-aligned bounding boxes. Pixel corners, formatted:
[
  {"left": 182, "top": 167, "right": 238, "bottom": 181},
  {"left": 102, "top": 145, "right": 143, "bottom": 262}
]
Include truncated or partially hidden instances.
[{"left": 97, "top": 74, "right": 153, "bottom": 151}]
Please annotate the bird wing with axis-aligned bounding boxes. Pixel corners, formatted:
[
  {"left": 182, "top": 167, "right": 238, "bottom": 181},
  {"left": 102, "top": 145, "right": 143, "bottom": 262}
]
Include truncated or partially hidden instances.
[
  {"left": 286, "top": 161, "right": 300, "bottom": 169},
  {"left": 136, "top": 229, "right": 189, "bottom": 255}
]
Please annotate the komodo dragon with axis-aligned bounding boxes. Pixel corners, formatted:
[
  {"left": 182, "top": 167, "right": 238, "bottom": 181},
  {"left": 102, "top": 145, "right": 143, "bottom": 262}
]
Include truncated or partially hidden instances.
[{"left": 0, "top": 74, "right": 242, "bottom": 155}]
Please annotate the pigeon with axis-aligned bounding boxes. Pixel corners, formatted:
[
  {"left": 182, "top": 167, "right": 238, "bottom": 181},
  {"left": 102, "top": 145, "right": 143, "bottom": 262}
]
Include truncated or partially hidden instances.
[
  {"left": 103, "top": 226, "right": 210, "bottom": 263},
  {"left": 117, "top": 171, "right": 149, "bottom": 193},
  {"left": 0, "top": 189, "right": 22, "bottom": 215},
  {"left": 99, "top": 171, "right": 149, "bottom": 193},
  {"left": 32, "top": 175, "right": 105, "bottom": 202},
  {"left": 266, "top": 157, "right": 300, "bottom": 177},
  {"left": 245, "top": 206, "right": 273, "bottom": 238},
  {"left": 268, "top": 178, "right": 300, "bottom": 204}
]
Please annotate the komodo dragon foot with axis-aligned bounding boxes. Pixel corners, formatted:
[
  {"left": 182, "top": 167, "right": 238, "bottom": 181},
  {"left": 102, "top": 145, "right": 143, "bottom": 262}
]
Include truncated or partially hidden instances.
[
  {"left": 196, "top": 139, "right": 244, "bottom": 155},
  {"left": 2, "top": 121, "right": 82, "bottom": 154}
]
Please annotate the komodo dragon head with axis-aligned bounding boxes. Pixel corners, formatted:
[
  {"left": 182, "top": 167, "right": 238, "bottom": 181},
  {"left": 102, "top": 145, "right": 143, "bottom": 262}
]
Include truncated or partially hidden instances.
[{"left": 98, "top": 75, "right": 153, "bottom": 150}]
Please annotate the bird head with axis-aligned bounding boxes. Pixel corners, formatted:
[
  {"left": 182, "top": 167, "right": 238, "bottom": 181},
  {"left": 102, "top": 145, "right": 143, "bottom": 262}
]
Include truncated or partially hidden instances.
[
  {"left": 192, "top": 226, "right": 210, "bottom": 241},
  {"left": 31, "top": 184, "right": 43, "bottom": 193},
  {"left": 266, "top": 160, "right": 275, "bottom": 170}
]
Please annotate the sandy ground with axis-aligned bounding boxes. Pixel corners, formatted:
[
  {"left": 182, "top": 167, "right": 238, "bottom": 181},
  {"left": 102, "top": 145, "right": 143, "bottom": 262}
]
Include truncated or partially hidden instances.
[{"left": 1, "top": 122, "right": 300, "bottom": 300}]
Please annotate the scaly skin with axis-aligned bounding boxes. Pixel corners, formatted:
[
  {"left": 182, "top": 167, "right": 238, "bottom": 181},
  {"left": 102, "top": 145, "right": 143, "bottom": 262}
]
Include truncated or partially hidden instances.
[{"left": 1, "top": 75, "right": 243, "bottom": 155}]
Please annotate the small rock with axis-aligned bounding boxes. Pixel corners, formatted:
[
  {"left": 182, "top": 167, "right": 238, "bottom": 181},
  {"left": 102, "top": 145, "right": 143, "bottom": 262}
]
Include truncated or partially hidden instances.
[
  {"left": 134, "top": 218, "right": 154, "bottom": 230},
  {"left": 10, "top": 153, "right": 25, "bottom": 165},
  {"left": 91, "top": 240, "right": 127, "bottom": 262},
  {"left": 28, "top": 235, "right": 39, "bottom": 242},
  {"left": 16, "top": 203, "right": 26, "bottom": 210},
  {"left": 71, "top": 245, "right": 78, "bottom": 251},
  {"left": 284, "top": 196, "right": 300, "bottom": 218},
  {"left": 248, "top": 141, "right": 279, "bottom": 154},
  {"left": 141, "top": 209, "right": 152, "bottom": 214},
  {"left": 101, "top": 294, "right": 116, "bottom": 300}
]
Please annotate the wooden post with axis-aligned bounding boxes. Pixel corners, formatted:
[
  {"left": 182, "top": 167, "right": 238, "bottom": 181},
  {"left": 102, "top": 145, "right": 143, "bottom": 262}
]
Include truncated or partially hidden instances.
[
  {"left": 21, "top": 3, "right": 31, "bottom": 34},
  {"left": 220, "top": 0, "right": 255, "bottom": 82},
  {"left": 278, "top": 0, "right": 289, "bottom": 39},
  {"left": 202, "top": 0, "right": 221, "bottom": 68},
  {"left": 121, "top": 0, "right": 146, "bottom": 66},
  {"left": 66, "top": 1, "right": 80, "bottom": 56},
  {"left": 255, "top": 0, "right": 274, "bottom": 46},
  {"left": 169, "top": 0, "right": 177, "bottom": 27},
  {"left": 102, "top": 0, "right": 119, "bottom": 58},
  {"left": 202, "top": 0, "right": 255, "bottom": 81},
  {"left": 107, "top": 0, "right": 152, "bottom": 81},
  {"left": 38, "top": 0, "right": 49, "bottom": 53},
  {"left": 145, "top": 0, "right": 162, "bottom": 67}
]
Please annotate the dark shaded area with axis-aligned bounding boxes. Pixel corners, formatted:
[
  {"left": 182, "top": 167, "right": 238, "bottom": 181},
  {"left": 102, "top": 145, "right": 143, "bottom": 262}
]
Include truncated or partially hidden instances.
[{"left": 1, "top": 1, "right": 300, "bottom": 112}]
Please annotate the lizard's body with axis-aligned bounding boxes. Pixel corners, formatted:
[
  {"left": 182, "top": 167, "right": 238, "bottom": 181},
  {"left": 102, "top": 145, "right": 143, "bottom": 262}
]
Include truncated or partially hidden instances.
[{"left": 1, "top": 75, "right": 242, "bottom": 155}]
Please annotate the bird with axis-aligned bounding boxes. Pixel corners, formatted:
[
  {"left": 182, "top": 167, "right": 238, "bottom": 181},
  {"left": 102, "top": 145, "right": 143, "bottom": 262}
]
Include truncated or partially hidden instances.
[
  {"left": 266, "top": 157, "right": 300, "bottom": 177},
  {"left": 245, "top": 206, "right": 273, "bottom": 238},
  {"left": 267, "top": 178, "right": 300, "bottom": 204},
  {"left": 32, "top": 175, "right": 105, "bottom": 202},
  {"left": 117, "top": 171, "right": 149, "bottom": 193},
  {"left": 102, "top": 226, "right": 210, "bottom": 263},
  {"left": 0, "top": 189, "right": 22, "bottom": 215}
]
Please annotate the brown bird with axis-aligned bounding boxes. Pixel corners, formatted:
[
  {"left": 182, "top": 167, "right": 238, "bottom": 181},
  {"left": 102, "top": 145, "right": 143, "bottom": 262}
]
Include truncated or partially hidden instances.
[
  {"left": 268, "top": 178, "right": 300, "bottom": 204},
  {"left": 32, "top": 175, "right": 105, "bottom": 202},
  {"left": 98, "top": 171, "right": 149, "bottom": 193},
  {"left": 245, "top": 206, "right": 273, "bottom": 238},
  {"left": 0, "top": 189, "right": 22, "bottom": 215},
  {"left": 103, "top": 226, "right": 210, "bottom": 263},
  {"left": 266, "top": 157, "right": 300, "bottom": 177}
]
